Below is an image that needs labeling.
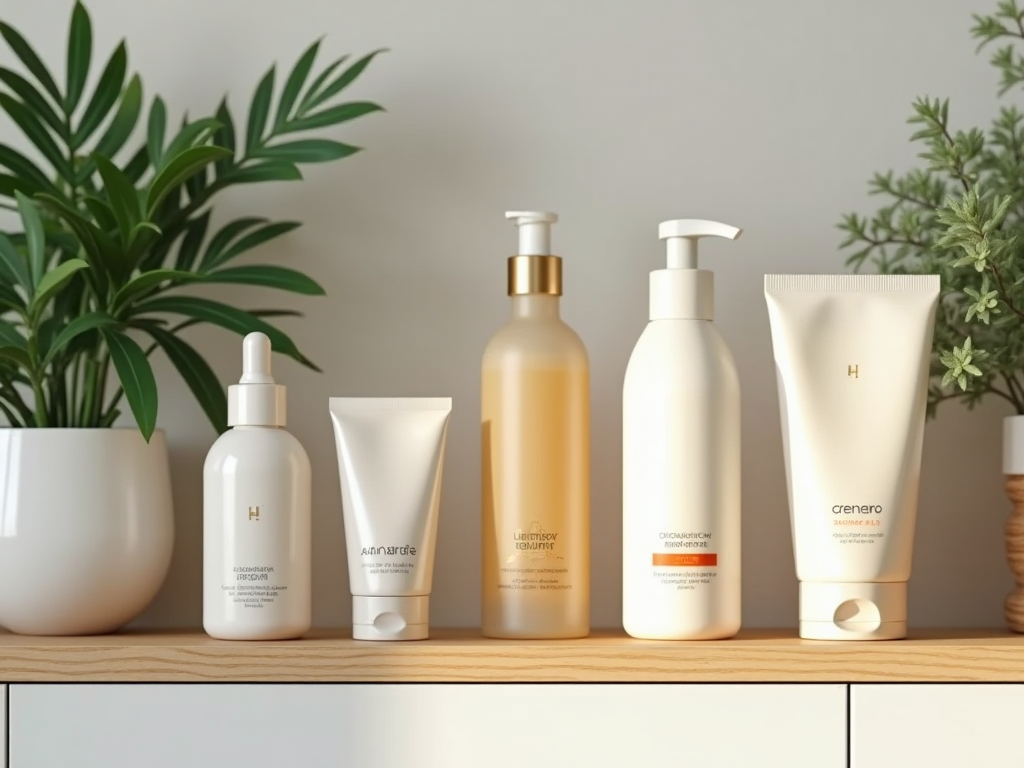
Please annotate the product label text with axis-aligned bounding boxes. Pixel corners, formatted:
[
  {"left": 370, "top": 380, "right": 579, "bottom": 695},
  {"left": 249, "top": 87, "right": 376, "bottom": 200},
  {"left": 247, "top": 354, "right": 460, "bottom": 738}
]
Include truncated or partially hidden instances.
[
  {"left": 659, "top": 531, "right": 712, "bottom": 549},
  {"left": 361, "top": 544, "right": 417, "bottom": 556},
  {"left": 832, "top": 504, "right": 883, "bottom": 514}
]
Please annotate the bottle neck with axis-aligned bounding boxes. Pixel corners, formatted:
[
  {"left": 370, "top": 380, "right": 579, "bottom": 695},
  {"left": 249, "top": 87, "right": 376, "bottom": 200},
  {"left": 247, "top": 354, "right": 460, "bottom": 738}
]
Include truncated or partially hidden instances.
[{"left": 511, "top": 294, "right": 561, "bottom": 320}]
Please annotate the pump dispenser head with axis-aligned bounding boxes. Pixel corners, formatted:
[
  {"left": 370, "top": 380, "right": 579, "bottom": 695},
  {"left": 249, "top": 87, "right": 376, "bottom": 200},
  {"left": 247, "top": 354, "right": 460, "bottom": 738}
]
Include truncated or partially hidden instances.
[
  {"left": 650, "top": 218, "right": 743, "bottom": 321},
  {"left": 228, "top": 332, "right": 286, "bottom": 427},
  {"left": 505, "top": 210, "right": 562, "bottom": 296}
]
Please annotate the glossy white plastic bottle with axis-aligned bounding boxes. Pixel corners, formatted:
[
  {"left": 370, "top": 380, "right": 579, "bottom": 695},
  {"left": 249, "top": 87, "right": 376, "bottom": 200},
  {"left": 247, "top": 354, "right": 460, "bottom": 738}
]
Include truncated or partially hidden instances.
[
  {"left": 622, "top": 219, "right": 742, "bottom": 640},
  {"left": 203, "top": 332, "right": 311, "bottom": 640}
]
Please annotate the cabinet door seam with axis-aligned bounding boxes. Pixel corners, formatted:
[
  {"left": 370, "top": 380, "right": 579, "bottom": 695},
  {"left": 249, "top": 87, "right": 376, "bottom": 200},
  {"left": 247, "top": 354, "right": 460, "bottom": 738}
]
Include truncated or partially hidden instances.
[
  {"left": 845, "top": 684, "right": 851, "bottom": 768},
  {"left": 5, "top": 684, "right": 9, "bottom": 768}
]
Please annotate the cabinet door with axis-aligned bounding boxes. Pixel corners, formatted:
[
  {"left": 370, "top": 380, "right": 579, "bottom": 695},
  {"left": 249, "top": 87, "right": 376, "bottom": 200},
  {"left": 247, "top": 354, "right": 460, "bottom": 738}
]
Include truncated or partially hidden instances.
[
  {"left": 0, "top": 684, "right": 5, "bottom": 768},
  {"left": 851, "top": 684, "right": 1024, "bottom": 767},
  {"left": 12, "top": 684, "right": 846, "bottom": 768}
]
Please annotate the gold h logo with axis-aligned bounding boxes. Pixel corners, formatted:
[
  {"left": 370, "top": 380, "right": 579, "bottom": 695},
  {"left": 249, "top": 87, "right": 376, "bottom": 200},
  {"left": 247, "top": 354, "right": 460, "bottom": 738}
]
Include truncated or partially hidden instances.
[
  {"left": 249, "top": 506, "right": 260, "bottom": 521},
  {"left": 848, "top": 365, "right": 859, "bottom": 379}
]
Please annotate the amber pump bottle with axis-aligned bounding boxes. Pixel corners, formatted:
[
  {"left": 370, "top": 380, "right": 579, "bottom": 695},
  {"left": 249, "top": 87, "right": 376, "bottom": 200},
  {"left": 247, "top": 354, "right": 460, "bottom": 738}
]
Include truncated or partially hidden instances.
[{"left": 481, "top": 211, "right": 590, "bottom": 638}]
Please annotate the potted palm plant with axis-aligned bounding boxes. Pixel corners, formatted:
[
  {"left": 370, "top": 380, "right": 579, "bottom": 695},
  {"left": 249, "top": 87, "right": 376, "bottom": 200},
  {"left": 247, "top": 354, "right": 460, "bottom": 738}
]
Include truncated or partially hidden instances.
[
  {"left": 0, "top": 2, "right": 383, "bottom": 634},
  {"left": 839, "top": 0, "right": 1024, "bottom": 631}
]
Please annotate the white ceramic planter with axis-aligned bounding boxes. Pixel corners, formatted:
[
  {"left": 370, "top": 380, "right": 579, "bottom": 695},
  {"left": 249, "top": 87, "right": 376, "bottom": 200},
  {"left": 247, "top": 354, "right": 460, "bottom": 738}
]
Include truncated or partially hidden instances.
[
  {"left": 1003, "top": 415, "right": 1024, "bottom": 633},
  {"left": 0, "top": 429, "right": 174, "bottom": 635}
]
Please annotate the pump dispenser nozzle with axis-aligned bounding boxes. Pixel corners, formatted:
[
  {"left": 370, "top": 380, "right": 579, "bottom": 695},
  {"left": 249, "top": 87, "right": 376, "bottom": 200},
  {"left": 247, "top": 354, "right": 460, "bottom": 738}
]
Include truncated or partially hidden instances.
[
  {"left": 648, "top": 219, "right": 743, "bottom": 322},
  {"left": 659, "top": 219, "right": 742, "bottom": 269},
  {"left": 505, "top": 210, "right": 562, "bottom": 296},
  {"left": 228, "top": 332, "right": 286, "bottom": 427},
  {"left": 506, "top": 211, "right": 558, "bottom": 256}
]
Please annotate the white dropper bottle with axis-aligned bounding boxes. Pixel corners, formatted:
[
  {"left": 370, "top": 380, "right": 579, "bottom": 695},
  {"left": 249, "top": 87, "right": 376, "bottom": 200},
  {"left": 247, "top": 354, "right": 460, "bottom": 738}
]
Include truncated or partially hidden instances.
[
  {"left": 203, "top": 332, "right": 312, "bottom": 640},
  {"left": 622, "top": 219, "right": 743, "bottom": 640}
]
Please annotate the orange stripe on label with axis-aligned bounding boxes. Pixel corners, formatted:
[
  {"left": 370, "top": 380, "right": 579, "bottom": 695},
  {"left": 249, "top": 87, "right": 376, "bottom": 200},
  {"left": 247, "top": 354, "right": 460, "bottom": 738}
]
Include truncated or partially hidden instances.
[{"left": 652, "top": 553, "right": 718, "bottom": 567}]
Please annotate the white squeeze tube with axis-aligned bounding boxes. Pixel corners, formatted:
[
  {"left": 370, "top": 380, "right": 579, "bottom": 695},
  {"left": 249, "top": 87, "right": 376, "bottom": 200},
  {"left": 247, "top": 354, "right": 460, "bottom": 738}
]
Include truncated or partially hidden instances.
[
  {"left": 329, "top": 397, "right": 452, "bottom": 641},
  {"left": 764, "top": 275, "right": 940, "bottom": 640}
]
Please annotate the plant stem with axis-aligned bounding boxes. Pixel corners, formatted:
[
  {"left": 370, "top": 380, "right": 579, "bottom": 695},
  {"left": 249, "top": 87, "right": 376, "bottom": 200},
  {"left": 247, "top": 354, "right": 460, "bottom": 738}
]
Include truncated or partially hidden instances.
[
  {"left": 985, "top": 384, "right": 1018, "bottom": 407},
  {"left": 91, "top": 353, "right": 109, "bottom": 426},
  {"left": 882, "top": 186, "right": 940, "bottom": 211},
  {"left": 29, "top": 377, "right": 48, "bottom": 427},
  {"left": 0, "top": 376, "right": 31, "bottom": 425},
  {"left": 58, "top": 363, "right": 69, "bottom": 425},
  {"left": 80, "top": 359, "right": 97, "bottom": 428},
  {"left": 69, "top": 355, "right": 81, "bottom": 427},
  {"left": 24, "top": 333, "right": 48, "bottom": 427},
  {"left": 864, "top": 235, "right": 929, "bottom": 250},
  {"left": 150, "top": 179, "right": 226, "bottom": 262},
  {"left": 989, "top": 262, "right": 1024, "bottom": 322},
  {"left": 0, "top": 399, "right": 24, "bottom": 428},
  {"left": 46, "top": 357, "right": 68, "bottom": 426},
  {"left": 47, "top": 372, "right": 61, "bottom": 426},
  {"left": 101, "top": 382, "right": 124, "bottom": 425},
  {"left": 1006, "top": 372, "right": 1024, "bottom": 412},
  {"left": 2, "top": 383, "right": 35, "bottom": 424},
  {"left": 938, "top": 123, "right": 974, "bottom": 193}
]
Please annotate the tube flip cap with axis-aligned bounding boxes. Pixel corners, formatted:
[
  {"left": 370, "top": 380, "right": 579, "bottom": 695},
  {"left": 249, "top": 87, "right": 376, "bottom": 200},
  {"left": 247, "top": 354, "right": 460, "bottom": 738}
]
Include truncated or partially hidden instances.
[
  {"left": 352, "top": 595, "right": 429, "bottom": 641},
  {"left": 799, "top": 582, "right": 907, "bottom": 641}
]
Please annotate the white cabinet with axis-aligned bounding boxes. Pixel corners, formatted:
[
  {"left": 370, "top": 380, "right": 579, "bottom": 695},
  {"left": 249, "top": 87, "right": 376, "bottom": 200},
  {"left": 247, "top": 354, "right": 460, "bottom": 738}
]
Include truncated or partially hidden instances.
[
  {"left": 0, "top": 685, "right": 5, "bottom": 768},
  {"left": 851, "top": 684, "right": 1024, "bottom": 767},
  {"left": 11, "top": 684, "right": 846, "bottom": 768}
]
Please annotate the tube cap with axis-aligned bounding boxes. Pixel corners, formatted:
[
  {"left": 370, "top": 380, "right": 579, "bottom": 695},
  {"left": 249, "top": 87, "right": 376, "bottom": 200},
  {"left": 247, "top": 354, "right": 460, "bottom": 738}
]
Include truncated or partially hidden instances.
[
  {"left": 352, "top": 596, "right": 429, "bottom": 641},
  {"left": 799, "top": 582, "right": 907, "bottom": 641}
]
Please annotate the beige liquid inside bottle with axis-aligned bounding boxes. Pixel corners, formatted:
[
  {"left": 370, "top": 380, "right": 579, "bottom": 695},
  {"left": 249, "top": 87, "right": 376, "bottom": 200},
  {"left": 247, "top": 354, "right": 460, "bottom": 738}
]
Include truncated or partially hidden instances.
[{"left": 481, "top": 211, "right": 590, "bottom": 639}]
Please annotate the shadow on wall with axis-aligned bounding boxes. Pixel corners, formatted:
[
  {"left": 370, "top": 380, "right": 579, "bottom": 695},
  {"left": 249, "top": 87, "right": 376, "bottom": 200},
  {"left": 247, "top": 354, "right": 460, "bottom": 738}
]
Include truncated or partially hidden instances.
[
  {"left": 912, "top": 400, "right": 1010, "bottom": 627},
  {"left": 132, "top": 435, "right": 207, "bottom": 628},
  {"left": 129, "top": 74, "right": 507, "bottom": 629}
]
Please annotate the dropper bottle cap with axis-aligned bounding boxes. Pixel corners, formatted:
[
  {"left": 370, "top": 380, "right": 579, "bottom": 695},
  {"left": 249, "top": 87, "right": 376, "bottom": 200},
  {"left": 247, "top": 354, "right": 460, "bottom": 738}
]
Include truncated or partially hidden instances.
[
  {"left": 227, "top": 332, "right": 286, "bottom": 427},
  {"left": 650, "top": 219, "right": 742, "bottom": 321},
  {"left": 505, "top": 211, "right": 562, "bottom": 296}
]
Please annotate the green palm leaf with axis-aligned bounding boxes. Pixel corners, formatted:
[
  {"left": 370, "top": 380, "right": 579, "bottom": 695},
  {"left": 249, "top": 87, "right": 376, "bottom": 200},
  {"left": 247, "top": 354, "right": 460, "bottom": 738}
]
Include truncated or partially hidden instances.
[
  {"left": 203, "top": 265, "right": 325, "bottom": 295},
  {"left": 92, "top": 74, "right": 143, "bottom": 163},
  {"left": 0, "top": 21, "right": 61, "bottom": 103},
  {"left": 102, "top": 328, "right": 158, "bottom": 441},
  {"left": 275, "top": 39, "right": 320, "bottom": 129},
  {"left": 246, "top": 66, "right": 275, "bottom": 154},
  {"left": 73, "top": 41, "right": 128, "bottom": 148},
  {"left": 146, "top": 325, "right": 227, "bottom": 433},
  {"left": 0, "top": 67, "right": 65, "bottom": 139},
  {"left": 44, "top": 311, "right": 117, "bottom": 365},
  {"left": 65, "top": 1, "right": 92, "bottom": 114},
  {"left": 133, "top": 295, "right": 317, "bottom": 370}
]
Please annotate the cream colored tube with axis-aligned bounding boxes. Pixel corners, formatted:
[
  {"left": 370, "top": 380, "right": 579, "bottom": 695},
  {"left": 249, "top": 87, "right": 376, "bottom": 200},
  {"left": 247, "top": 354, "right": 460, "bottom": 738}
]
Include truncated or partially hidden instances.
[
  {"left": 764, "top": 275, "right": 939, "bottom": 640},
  {"left": 329, "top": 397, "right": 452, "bottom": 641}
]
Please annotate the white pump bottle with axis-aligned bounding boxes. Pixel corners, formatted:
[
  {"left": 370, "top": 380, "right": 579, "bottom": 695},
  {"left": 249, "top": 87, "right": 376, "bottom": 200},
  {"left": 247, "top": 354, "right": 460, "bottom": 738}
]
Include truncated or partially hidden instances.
[
  {"left": 622, "top": 219, "right": 742, "bottom": 640},
  {"left": 203, "top": 332, "right": 312, "bottom": 640}
]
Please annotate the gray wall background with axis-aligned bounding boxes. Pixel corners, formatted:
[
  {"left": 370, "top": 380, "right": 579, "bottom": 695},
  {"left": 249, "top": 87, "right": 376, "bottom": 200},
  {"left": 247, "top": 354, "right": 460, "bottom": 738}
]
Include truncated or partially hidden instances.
[{"left": 1, "top": 0, "right": 1011, "bottom": 629}]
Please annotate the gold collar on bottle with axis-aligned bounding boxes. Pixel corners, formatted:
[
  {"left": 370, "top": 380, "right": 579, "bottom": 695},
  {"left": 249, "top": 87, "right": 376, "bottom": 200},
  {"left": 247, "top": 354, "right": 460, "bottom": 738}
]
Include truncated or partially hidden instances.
[{"left": 507, "top": 255, "right": 562, "bottom": 296}]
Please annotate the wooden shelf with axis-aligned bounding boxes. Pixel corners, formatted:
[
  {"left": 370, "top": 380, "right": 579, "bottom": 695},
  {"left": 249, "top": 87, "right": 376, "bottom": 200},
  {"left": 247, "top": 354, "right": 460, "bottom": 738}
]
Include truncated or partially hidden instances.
[{"left": 1, "top": 628, "right": 1024, "bottom": 682}]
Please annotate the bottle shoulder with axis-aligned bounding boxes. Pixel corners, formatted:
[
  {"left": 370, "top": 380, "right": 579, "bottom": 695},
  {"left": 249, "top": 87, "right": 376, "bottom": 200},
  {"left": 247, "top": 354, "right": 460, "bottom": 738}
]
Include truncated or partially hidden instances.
[
  {"left": 204, "top": 428, "right": 311, "bottom": 473},
  {"left": 483, "top": 318, "right": 589, "bottom": 369},
  {"left": 631, "top": 319, "right": 735, "bottom": 355},
  {"left": 625, "top": 320, "right": 739, "bottom": 386}
]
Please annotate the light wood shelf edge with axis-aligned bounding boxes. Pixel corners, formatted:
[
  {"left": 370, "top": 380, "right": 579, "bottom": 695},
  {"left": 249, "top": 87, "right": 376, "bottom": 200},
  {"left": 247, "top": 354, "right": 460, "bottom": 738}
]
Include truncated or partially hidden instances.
[{"left": 0, "top": 628, "right": 1022, "bottom": 682}]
